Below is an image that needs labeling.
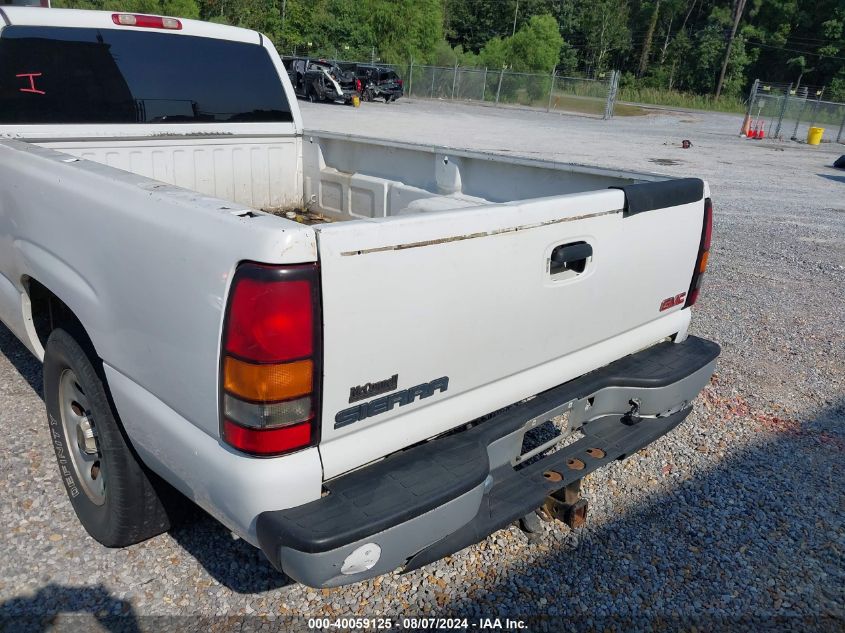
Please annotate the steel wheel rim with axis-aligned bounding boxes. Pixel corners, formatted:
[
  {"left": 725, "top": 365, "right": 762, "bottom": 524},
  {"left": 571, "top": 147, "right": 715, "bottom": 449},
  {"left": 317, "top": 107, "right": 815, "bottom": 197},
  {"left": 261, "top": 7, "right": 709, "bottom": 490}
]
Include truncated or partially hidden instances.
[{"left": 58, "top": 368, "right": 106, "bottom": 505}]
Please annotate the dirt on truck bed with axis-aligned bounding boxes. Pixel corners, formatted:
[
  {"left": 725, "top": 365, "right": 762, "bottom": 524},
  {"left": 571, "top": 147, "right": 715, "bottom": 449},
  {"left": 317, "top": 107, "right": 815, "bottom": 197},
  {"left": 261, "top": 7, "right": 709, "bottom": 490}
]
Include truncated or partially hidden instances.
[{"left": 262, "top": 207, "right": 335, "bottom": 225}]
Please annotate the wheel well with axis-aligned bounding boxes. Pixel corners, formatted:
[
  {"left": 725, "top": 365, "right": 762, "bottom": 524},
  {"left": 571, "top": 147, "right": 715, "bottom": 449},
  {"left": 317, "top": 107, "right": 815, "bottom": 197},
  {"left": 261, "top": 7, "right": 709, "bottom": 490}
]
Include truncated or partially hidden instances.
[{"left": 27, "top": 278, "right": 97, "bottom": 358}]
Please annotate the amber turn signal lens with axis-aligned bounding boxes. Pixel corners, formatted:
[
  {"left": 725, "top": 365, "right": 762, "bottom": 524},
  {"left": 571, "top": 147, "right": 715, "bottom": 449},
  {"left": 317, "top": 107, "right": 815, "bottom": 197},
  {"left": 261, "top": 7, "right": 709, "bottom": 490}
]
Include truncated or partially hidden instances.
[
  {"left": 698, "top": 250, "right": 710, "bottom": 274},
  {"left": 224, "top": 357, "right": 312, "bottom": 402}
]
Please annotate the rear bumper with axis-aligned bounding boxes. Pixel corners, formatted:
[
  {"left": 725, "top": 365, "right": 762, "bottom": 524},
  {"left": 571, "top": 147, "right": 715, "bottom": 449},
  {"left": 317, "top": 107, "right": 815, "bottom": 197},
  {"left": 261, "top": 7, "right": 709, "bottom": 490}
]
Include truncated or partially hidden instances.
[
  {"left": 257, "top": 336, "right": 720, "bottom": 587},
  {"left": 375, "top": 86, "right": 403, "bottom": 98}
]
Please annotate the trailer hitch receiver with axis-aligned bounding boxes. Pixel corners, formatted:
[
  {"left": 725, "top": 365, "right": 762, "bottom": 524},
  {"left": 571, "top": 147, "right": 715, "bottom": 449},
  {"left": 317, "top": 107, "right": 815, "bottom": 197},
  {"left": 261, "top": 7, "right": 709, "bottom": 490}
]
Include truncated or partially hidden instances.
[{"left": 541, "top": 480, "right": 588, "bottom": 529}]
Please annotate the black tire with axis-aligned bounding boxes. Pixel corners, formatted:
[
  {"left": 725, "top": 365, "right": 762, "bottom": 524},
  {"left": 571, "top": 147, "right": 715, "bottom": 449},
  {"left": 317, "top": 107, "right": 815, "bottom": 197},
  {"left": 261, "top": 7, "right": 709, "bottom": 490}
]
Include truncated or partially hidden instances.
[
  {"left": 311, "top": 80, "right": 324, "bottom": 102},
  {"left": 43, "top": 328, "right": 172, "bottom": 547}
]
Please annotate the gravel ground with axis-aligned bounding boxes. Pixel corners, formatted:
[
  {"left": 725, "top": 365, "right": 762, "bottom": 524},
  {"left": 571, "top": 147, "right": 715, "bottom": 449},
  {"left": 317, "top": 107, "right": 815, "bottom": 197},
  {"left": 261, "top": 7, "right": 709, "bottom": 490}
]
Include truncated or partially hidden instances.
[{"left": 1, "top": 99, "right": 843, "bottom": 632}]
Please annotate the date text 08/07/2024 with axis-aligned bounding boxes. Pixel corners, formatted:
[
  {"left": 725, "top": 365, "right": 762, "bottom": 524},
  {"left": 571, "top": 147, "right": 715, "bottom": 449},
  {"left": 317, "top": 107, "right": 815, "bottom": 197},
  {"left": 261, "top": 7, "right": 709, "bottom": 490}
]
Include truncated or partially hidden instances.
[{"left": 307, "top": 617, "right": 528, "bottom": 629}]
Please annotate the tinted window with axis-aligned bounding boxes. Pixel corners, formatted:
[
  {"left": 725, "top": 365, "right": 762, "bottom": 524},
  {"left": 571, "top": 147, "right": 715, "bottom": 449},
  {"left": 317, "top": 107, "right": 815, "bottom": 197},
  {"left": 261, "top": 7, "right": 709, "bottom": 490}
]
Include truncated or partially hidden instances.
[
  {"left": 379, "top": 70, "right": 399, "bottom": 81},
  {"left": 0, "top": 26, "right": 292, "bottom": 124}
]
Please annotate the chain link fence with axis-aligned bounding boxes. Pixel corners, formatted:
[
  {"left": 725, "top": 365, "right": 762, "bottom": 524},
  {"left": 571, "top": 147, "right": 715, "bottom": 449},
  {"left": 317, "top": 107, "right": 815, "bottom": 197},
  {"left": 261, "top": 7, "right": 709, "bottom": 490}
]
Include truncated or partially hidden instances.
[
  {"left": 385, "top": 63, "right": 618, "bottom": 119},
  {"left": 283, "top": 54, "right": 620, "bottom": 119},
  {"left": 745, "top": 80, "right": 845, "bottom": 144}
]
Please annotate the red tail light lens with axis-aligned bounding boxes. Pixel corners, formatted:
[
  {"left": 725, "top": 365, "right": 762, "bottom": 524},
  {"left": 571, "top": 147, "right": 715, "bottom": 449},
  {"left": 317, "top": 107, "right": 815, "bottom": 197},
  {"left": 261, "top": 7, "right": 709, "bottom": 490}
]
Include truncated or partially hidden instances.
[
  {"left": 223, "top": 420, "right": 312, "bottom": 455},
  {"left": 112, "top": 14, "right": 182, "bottom": 29},
  {"left": 356, "top": 79, "right": 362, "bottom": 92},
  {"left": 685, "top": 198, "right": 713, "bottom": 308},
  {"left": 225, "top": 277, "right": 313, "bottom": 362},
  {"left": 221, "top": 263, "right": 321, "bottom": 457}
]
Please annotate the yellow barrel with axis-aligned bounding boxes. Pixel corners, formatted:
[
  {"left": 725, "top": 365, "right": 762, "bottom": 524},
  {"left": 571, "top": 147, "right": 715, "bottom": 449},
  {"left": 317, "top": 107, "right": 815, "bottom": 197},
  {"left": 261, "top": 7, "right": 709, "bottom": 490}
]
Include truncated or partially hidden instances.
[
  {"left": 807, "top": 127, "right": 824, "bottom": 145},
  {"left": 352, "top": 95, "right": 361, "bottom": 108}
]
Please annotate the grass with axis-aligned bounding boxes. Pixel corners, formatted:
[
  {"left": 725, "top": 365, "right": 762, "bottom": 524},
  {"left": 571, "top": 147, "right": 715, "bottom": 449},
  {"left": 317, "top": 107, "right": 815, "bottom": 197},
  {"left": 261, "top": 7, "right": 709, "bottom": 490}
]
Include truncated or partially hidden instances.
[{"left": 616, "top": 86, "right": 746, "bottom": 113}]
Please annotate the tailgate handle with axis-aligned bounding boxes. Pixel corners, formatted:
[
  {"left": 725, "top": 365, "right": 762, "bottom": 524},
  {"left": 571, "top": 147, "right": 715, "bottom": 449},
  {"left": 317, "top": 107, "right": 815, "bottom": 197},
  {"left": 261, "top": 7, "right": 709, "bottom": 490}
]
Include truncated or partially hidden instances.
[{"left": 550, "top": 242, "right": 592, "bottom": 275}]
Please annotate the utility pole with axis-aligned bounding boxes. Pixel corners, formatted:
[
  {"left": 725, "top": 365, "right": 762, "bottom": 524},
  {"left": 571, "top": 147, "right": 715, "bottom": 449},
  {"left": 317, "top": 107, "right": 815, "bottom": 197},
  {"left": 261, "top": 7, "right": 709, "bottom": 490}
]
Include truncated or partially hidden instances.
[
  {"left": 715, "top": 0, "right": 747, "bottom": 98},
  {"left": 511, "top": 0, "right": 519, "bottom": 36}
]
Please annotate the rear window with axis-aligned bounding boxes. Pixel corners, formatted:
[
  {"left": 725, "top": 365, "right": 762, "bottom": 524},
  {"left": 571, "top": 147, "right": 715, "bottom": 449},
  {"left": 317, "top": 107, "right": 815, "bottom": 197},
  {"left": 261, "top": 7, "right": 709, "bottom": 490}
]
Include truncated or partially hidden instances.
[
  {"left": 379, "top": 70, "right": 399, "bottom": 81},
  {"left": 0, "top": 26, "right": 292, "bottom": 124}
]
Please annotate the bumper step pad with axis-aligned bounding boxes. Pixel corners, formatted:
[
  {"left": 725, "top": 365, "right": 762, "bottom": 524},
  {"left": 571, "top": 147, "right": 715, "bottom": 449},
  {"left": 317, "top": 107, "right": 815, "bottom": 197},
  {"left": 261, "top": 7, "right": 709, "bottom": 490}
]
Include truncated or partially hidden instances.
[{"left": 403, "top": 407, "right": 689, "bottom": 572}]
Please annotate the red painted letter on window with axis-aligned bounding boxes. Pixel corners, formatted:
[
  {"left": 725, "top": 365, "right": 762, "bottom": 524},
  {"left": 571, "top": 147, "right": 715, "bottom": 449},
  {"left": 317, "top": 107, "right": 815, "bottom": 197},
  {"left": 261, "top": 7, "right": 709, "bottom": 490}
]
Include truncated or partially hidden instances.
[{"left": 16, "top": 72, "right": 46, "bottom": 95}]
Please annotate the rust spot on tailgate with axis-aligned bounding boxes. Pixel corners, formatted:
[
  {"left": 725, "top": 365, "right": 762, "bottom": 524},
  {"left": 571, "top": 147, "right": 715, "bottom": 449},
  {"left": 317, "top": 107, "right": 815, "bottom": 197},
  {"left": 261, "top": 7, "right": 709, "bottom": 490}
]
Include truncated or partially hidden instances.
[{"left": 339, "top": 209, "right": 620, "bottom": 256}]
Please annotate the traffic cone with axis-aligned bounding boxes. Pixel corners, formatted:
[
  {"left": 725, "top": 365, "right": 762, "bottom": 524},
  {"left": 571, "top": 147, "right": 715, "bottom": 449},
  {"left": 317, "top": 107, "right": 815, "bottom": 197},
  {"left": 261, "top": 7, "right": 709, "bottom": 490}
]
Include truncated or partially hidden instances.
[
  {"left": 758, "top": 122, "right": 766, "bottom": 139},
  {"left": 748, "top": 123, "right": 757, "bottom": 139},
  {"left": 740, "top": 114, "right": 751, "bottom": 137}
]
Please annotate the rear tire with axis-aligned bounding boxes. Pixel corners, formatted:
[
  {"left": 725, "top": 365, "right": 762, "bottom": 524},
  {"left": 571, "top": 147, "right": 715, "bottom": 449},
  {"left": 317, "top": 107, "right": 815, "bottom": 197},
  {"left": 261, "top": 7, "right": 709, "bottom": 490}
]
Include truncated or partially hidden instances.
[
  {"left": 311, "top": 80, "right": 325, "bottom": 102},
  {"left": 43, "top": 328, "right": 172, "bottom": 547}
]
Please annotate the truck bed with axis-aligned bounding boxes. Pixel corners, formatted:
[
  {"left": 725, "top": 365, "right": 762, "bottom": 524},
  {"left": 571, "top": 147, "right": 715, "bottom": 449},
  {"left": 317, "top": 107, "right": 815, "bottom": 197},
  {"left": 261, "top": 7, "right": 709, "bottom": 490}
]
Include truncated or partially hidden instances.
[
  {"left": 299, "top": 131, "right": 658, "bottom": 220},
  {"left": 34, "top": 130, "right": 662, "bottom": 222}
]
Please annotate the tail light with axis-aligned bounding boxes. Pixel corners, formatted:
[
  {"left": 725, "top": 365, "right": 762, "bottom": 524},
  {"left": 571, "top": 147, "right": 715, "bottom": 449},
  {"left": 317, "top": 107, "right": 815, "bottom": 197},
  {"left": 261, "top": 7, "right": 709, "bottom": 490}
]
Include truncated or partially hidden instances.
[
  {"left": 398, "top": 79, "right": 404, "bottom": 87},
  {"left": 111, "top": 14, "right": 182, "bottom": 30},
  {"left": 220, "top": 263, "right": 321, "bottom": 456},
  {"left": 356, "top": 79, "right": 362, "bottom": 92},
  {"left": 685, "top": 197, "right": 713, "bottom": 308}
]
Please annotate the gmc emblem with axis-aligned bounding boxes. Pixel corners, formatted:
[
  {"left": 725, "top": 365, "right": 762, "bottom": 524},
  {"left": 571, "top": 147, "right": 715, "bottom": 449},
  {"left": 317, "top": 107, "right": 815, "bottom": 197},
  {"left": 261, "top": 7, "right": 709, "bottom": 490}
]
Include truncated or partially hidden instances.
[{"left": 660, "top": 292, "right": 686, "bottom": 311}]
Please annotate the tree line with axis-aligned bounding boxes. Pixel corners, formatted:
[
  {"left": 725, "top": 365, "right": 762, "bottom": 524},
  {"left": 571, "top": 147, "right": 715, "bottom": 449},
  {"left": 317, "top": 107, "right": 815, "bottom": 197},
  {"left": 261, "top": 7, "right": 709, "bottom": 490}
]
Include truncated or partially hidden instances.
[{"left": 53, "top": 0, "right": 845, "bottom": 101}]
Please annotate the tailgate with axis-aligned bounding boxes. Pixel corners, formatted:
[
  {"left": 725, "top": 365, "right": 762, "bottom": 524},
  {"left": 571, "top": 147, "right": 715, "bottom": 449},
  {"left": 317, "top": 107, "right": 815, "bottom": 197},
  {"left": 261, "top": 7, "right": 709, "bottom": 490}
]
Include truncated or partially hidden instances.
[{"left": 315, "top": 183, "right": 706, "bottom": 478}]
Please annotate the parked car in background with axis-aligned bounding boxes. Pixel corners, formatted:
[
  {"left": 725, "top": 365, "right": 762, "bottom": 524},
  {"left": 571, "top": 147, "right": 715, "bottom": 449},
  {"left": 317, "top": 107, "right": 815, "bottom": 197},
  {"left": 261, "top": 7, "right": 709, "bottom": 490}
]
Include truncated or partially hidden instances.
[
  {"left": 283, "top": 57, "right": 360, "bottom": 105},
  {"left": 350, "top": 64, "right": 404, "bottom": 102}
]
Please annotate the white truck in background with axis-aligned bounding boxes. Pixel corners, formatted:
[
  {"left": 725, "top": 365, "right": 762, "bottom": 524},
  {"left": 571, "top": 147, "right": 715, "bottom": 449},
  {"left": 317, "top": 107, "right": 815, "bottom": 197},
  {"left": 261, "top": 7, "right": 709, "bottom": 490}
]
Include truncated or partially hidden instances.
[{"left": 0, "top": 8, "right": 719, "bottom": 588}]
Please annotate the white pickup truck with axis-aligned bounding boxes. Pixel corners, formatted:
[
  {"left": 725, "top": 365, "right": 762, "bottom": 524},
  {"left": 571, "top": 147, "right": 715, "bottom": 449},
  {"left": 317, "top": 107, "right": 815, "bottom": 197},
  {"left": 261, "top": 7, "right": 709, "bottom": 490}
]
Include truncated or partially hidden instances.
[{"left": 0, "top": 8, "right": 719, "bottom": 588}]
